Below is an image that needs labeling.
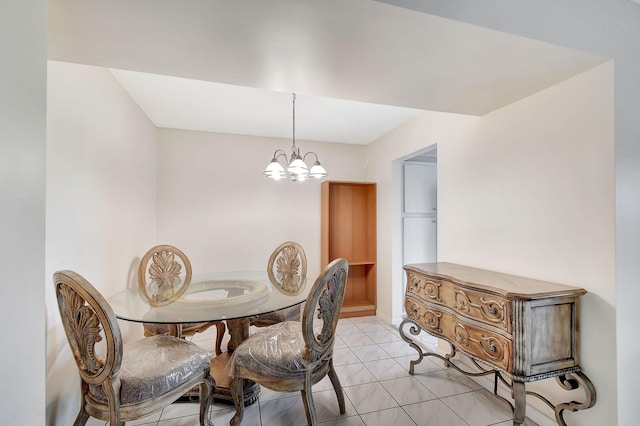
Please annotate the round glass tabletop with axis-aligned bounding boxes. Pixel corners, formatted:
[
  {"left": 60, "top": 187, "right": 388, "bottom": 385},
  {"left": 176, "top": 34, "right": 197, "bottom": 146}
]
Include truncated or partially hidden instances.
[{"left": 108, "top": 271, "right": 308, "bottom": 324}]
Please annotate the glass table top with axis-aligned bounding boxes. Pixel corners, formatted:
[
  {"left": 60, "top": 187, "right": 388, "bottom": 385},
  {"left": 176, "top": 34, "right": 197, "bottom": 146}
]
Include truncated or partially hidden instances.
[{"left": 108, "top": 271, "right": 308, "bottom": 324}]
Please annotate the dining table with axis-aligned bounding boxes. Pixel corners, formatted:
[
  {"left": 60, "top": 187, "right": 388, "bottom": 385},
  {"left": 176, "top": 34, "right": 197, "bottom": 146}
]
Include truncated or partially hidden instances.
[{"left": 108, "top": 270, "right": 309, "bottom": 405}]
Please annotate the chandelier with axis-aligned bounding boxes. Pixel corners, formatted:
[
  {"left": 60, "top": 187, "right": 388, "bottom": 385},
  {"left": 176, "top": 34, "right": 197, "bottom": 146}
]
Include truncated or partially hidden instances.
[{"left": 264, "top": 93, "right": 328, "bottom": 181}]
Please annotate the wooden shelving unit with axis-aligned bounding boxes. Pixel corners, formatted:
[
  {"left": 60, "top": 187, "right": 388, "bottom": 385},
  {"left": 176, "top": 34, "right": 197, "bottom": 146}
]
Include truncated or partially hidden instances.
[{"left": 321, "top": 181, "right": 376, "bottom": 318}]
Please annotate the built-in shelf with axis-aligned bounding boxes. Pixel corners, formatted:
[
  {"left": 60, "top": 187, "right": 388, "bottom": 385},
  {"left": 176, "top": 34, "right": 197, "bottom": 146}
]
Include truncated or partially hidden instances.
[{"left": 321, "top": 181, "right": 376, "bottom": 318}]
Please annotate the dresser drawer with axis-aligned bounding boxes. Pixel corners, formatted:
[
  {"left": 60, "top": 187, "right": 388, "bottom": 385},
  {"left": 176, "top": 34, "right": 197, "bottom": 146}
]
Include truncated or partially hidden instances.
[
  {"left": 406, "top": 272, "right": 511, "bottom": 333},
  {"left": 405, "top": 295, "right": 513, "bottom": 373}
]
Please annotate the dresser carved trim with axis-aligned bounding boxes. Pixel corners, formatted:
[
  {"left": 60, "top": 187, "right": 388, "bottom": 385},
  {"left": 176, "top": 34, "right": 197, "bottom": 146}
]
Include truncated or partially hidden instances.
[{"left": 400, "top": 263, "right": 596, "bottom": 426}]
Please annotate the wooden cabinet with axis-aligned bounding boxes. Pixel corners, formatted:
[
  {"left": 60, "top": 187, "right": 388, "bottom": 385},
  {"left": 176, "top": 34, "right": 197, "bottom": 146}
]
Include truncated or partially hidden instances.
[
  {"left": 401, "top": 263, "right": 596, "bottom": 425},
  {"left": 321, "top": 181, "right": 376, "bottom": 318}
]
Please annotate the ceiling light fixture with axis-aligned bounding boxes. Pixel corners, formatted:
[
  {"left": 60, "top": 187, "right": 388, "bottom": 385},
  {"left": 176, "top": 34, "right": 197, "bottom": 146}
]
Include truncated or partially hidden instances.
[{"left": 264, "top": 93, "right": 328, "bottom": 182}]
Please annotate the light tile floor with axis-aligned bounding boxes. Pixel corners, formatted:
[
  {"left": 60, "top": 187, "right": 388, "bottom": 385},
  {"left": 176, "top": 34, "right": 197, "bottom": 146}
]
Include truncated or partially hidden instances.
[{"left": 85, "top": 316, "right": 536, "bottom": 426}]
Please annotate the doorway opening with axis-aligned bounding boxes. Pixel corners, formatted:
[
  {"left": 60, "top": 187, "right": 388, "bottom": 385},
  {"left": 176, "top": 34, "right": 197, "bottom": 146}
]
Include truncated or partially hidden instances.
[
  {"left": 392, "top": 144, "right": 438, "bottom": 333},
  {"left": 402, "top": 146, "right": 438, "bottom": 269},
  {"left": 390, "top": 144, "right": 438, "bottom": 326}
]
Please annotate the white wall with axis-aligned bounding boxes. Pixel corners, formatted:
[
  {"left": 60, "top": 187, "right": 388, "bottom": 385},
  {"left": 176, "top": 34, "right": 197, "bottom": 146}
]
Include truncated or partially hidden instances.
[
  {"left": 45, "top": 61, "right": 157, "bottom": 425},
  {"left": 156, "top": 129, "right": 367, "bottom": 279},
  {"left": 368, "top": 63, "right": 615, "bottom": 425},
  {"left": 366, "top": 111, "right": 480, "bottom": 322},
  {"left": 441, "top": 62, "right": 615, "bottom": 425},
  {"left": 378, "top": 3, "right": 639, "bottom": 421},
  {"left": 0, "top": 1, "right": 47, "bottom": 424}
]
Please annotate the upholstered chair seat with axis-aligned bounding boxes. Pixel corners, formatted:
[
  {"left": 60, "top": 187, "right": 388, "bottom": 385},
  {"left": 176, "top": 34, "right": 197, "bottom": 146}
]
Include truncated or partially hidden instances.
[
  {"left": 88, "top": 335, "right": 212, "bottom": 405},
  {"left": 230, "top": 321, "right": 326, "bottom": 379}
]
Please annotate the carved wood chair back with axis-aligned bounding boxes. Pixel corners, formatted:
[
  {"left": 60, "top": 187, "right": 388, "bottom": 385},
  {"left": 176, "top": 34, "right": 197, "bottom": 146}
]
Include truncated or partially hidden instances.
[
  {"left": 267, "top": 241, "right": 308, "bottom": 295},
  {"left": 228, "top": 258, "right": 349, "bottom": 426},
  {"left": 301, "top": 258, "right": 347, "bottom": 364},
  {"left": 252, "top": 241, "right": 308, "bottom": 328},
  {"left": 54, "top": 270, "right": 215, "bottom": 426},
  {"left": 137, "top": 244, "right": 226, "bottom": 355},
  {"left": 137, "top": 244, "right": 192, "bottom": 307}
]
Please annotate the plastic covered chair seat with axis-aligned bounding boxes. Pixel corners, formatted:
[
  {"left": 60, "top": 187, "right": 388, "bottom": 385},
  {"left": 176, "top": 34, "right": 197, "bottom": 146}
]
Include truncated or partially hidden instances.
[{"left": 87, "top": 335, "right": 210, "bottom": 405}]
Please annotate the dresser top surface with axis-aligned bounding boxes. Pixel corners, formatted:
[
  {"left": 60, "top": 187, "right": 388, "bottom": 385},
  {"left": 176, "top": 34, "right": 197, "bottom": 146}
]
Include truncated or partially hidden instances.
[{"left": 405, "top": 262, "right": 586, "bottom": 299}]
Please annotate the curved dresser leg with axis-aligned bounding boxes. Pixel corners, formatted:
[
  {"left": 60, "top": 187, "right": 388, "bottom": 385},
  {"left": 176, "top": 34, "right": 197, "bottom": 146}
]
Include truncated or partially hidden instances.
[
  {"left": 399, "top": 318, "right": 425, "bottom": 375},
  {"left": 554, "top": 371, "right": 597, "bottom": 426}
]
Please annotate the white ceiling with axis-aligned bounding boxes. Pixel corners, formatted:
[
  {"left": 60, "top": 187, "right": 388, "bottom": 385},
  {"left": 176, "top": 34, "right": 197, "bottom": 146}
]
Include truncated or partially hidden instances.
[
  {"left": 49, "top": 0, "right": 606, "bottom": 145},
  {"left": 109, "top": 70, "right": 423, "bottom": 145}
]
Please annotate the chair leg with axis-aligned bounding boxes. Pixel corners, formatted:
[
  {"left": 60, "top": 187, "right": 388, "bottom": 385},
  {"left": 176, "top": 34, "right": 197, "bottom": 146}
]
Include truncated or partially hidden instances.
[
  {"left": 103, "top": 378, "right": 123, "bottom": 426},
  {"left": 72, "top": 407, "right": 89, "bottom": 426},
  {"left": 301, "top": 375, "right": 318, "bottom": 426},
  {"left": 73, "top": 382, "right": 90, "bottom": 426},
  {"left": 215, "top": 321, "right": 226, "bottom": 355},
  {"left": 199, "top": 372, "right": 216, "bottom": 426},
  {"left": 229, "top": 377, "right": 245, "bottom": 426},
  {"left": 327, "top": 359, "right": 346, "bottom": 414}
]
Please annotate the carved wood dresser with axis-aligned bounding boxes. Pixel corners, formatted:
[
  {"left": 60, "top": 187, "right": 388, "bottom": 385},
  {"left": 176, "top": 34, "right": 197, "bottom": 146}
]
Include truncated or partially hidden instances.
[{"left": 400, "top": 262, "right": 596, "bottom": 426}]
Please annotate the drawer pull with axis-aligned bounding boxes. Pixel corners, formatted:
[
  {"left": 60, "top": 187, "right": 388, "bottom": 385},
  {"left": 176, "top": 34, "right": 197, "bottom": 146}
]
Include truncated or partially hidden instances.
[{"left": 480, "top": 336, "right": 504, "bottom": 360}]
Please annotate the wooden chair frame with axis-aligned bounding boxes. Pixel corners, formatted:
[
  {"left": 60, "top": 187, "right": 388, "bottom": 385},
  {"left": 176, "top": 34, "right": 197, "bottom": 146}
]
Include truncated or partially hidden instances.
[
  {"left": 54, "top": 270, "right": 215, "bottom": 426},
  {"left": 138, "top": 244, "right": 225, "bottom": 354},
  {"left": 267, "top": 241, "right": 308, "bottom": 296},
  {"left": 230, "top": 258, "right": 348, "bottom": 426},
  {"left": 137, "top": 244, "right": 192, "bottom": 307},
  {"left": 252, "top": 241, "right": 308, "bottom": 328}
]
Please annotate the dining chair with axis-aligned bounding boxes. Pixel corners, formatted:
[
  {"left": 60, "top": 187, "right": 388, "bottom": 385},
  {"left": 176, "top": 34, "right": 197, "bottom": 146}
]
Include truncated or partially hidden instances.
[
  {"left": 53, "top": 270, "right": 216, "bottom": 426},
  {"left": 228, "top": 258, "right": 349, "bottom": 426},
  {"left": 138, "top": 244, "right": 226, "bottom": 355},
  {"left": 251, "top": 241, "right": 308, "bottom": 328}
]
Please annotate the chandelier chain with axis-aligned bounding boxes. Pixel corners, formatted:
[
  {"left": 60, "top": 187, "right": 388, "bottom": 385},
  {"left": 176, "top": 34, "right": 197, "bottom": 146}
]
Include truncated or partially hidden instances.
[{"left": 292, "top": 93, "right": 296, "bottom": 151}]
